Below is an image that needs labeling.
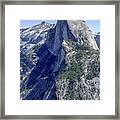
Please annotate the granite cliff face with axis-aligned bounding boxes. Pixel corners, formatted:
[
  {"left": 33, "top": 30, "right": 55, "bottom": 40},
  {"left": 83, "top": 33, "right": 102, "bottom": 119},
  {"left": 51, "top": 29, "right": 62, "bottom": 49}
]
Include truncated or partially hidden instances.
[{"left": 20, "top": 20, "right": 100, "bottom": 100}]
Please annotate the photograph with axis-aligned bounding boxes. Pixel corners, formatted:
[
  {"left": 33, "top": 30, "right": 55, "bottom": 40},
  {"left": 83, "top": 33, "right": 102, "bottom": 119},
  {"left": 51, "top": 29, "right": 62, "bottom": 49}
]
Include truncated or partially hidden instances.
[
  {"left": 2, "top": 1, "right": 118, "bottom": 118},
  {"left": 20, "top": 20, "right": 100, "bottom": 100}
]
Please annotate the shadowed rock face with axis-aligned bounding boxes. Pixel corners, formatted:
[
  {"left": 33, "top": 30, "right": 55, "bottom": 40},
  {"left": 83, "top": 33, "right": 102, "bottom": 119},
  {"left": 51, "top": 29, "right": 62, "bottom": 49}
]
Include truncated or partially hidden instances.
[
  {"left": 21, "top": 20, "right": 77, "bottom": 100},
  {"left": 20, "top": 20, "right": 100, "bottom": 100},
  {"left": 94, "top": 32, "right": 100, "bottom": 48},
  {"left": 46, "top": 20, "right": 76, "bottom": 55}
]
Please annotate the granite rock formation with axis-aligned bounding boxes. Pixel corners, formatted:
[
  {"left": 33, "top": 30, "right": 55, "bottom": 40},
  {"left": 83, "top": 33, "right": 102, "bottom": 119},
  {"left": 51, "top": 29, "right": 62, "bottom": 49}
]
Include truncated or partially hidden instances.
[{"left": 20, "top": 20, "right": 100, "bottom": 100}]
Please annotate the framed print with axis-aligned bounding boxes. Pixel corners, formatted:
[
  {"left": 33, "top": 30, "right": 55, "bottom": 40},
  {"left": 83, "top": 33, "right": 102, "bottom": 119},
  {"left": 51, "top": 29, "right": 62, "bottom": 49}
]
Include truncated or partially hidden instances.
[{"left": 0, "top": 0, "right": 120, "bottom": 119}]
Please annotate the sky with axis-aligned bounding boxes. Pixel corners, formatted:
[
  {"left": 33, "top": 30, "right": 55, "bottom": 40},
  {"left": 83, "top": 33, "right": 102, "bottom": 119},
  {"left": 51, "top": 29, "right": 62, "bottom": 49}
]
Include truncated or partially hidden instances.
[
  {"left": 85, "top": 20, "right": 100, "bottom": 34},
  {"left": 20, "top": 20, "right": 57, "bottom": 29},
  {"left": 20, "top": 20, "right": 100, "bottom": 34}
]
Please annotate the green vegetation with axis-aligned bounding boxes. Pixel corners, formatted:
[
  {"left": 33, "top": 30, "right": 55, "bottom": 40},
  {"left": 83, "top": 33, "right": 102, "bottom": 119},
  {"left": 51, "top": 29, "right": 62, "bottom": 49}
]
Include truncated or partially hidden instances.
[{"left": 56, "top": 40, "right": 100, "bottom": 100}]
